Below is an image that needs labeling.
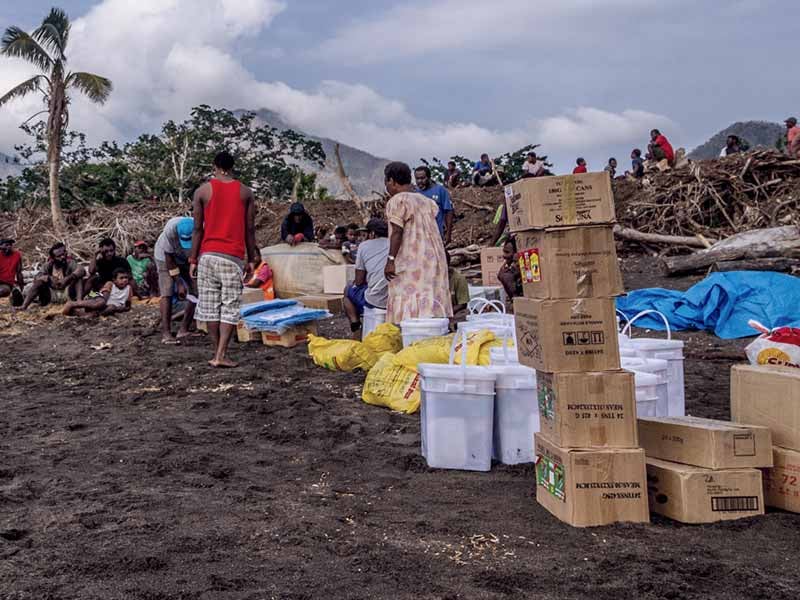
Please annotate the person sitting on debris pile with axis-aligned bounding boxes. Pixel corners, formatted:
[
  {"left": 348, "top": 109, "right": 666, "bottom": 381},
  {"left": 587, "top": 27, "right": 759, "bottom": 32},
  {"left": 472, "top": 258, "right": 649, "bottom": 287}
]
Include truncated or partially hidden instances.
[
  {"left": 319, "top": 226, "right": 348, "bottom": 251},
  {"left": 604, "top": 158, "right": 618, "bottom": 178},
  {"left": 447, "top": 251, "right": 470, "bottom": 320},
  {"left": 86, "top": 238, "right": 132, "bottom": 295},
  {"left": 21, "top": 242, "right": 86, "bottom": 310},
  {"left": 573, "top": 158, "right": 588, "bottom": 174},
  {"left": 720, "top": 135, "right": 745, "bottom": 157},
  {"left": 444, "top": 161, "right": 462, "bottom": 188},
  {"left": 521, "top": 152, "right": 546, "bottom": 178},
  {"left": 648, "top": 129, "right": 675, "bottom": 165},
  {"left": 627, "top": 149, "right": 645, "bottom": 178},
  {"left": 127, "top": 240, "right": 158, "bottom": 298},
  {"left": 0, "top": 238, "right": 24, "bottom": 307},
  {"left": 343, "top": 218, "right": 389, "bottom": 336},
  {"left": 281, "top": 202, "right": 315, "bottom": 246},
  {"left": 472, "top": 154, "right": 498, "bottom": 187},
  {"left": 63, "top": 267, "right": 132, "bottom": 317},
  {"left": 497, "top": 237, "right": 523, "bottom": 304},
  {"left": 785, "top": 117, "right": 800, "bottom": 158}
]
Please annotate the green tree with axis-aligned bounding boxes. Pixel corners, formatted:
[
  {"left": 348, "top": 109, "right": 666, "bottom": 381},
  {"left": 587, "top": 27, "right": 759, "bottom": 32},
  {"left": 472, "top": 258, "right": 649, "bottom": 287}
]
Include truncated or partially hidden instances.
[{"left": 0, "top": 7, "right": 112, "bottom": 234}]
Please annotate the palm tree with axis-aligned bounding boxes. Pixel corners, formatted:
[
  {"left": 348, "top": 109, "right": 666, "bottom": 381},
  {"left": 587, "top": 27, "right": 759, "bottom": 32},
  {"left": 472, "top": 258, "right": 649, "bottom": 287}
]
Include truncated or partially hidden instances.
[{"left": 0, "top": 8, "right": 112, "bottom": 234}]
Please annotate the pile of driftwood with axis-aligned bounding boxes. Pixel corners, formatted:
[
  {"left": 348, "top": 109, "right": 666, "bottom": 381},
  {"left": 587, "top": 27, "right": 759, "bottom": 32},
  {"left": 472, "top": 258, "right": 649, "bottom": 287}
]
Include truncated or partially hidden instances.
[{"left": 617, "top": 150, "right": 800, "bottom": 241}]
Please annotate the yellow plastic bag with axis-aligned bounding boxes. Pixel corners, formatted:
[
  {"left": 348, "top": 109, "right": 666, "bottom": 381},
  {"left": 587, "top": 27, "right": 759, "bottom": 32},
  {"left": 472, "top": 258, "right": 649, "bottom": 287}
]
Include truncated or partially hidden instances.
[
  {"left": 308, "top": 335, "right": 378, "bottom": 372},
  {"left": 362, "top": 323, "right": 403, "bottom": 356},
  {"left": 393, "top": 334, "right": 455, "bottom": 369},
  {"left": 451, "top": 330, "right": 496, "bottom": 365},
  {"left": 361, "top": 352, "right": 422, "bottom": 414}
]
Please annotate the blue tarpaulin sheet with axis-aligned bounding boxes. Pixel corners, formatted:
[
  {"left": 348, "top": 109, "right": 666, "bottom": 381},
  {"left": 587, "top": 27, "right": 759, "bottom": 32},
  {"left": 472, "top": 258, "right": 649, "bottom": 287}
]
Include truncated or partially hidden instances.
[
  {"left": 616, "top": 271, "right": 800, "bottom": 339},
  {"left": 240, "top": 299, "right": 330, "bottom": 334}
]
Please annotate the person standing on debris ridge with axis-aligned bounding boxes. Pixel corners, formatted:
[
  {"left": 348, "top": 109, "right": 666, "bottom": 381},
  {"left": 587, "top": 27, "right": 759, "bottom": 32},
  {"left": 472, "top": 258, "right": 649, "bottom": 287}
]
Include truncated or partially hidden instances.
[
  {"left": 280, "top": 202, "right": 315, "bottom": 246},
  {"left": 785, "top": 118, "right": 800, "bottom": 158},
  {"left": 414, "top": 166, "right": 455, "bottom": 245},
  {"left": 573, "top": 158, "right": 588, "bottom": 174},
  {"left": 648, "top": 129, "right": 675, "bottom": 165},
  {"left": 605, "top": 158, "right": 618, "bottom": 178},
  {"left": 155, "top": 217, "right": 197, "bottom": 344},
  {"left": 0, "top": 238, "right": 24, "bottom": 307},
  {"left": 521, "top": 152, "right": 546, "bottom": 178},
  {"left": 189, "top": 151, "right": 259, "bottom": 369},
  {"left": 383, "top": 162, "right": 453, "bottom": 324},
  {"left": 720, "top": 135, "right": 744, "bottom": 157}
]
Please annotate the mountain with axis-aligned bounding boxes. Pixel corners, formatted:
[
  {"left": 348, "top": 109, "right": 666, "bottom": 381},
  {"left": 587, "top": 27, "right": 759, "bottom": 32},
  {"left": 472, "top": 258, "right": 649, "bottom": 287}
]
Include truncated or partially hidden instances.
[
  {"left": 690, "top": 121, "right": 784, "bottom": 160},
  {"left": 243, "top": 108, "right": 390, "bottom": 198},
  {"left": 0, "top": 152, "right": 23, "bottom": 179}
]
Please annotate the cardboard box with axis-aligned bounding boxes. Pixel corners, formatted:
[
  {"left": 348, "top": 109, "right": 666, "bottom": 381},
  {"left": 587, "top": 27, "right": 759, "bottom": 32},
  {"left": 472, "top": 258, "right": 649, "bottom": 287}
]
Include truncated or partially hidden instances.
[
  {"left": 323, "top": 265, "right": 355, "bottom": 295},
  {"left": 296, "top": 294, "right": 344, "bottom": 314},
  {"left": 480, "top": 247, "right": 505, "bottom": 287},
  {"left": 241, "top": 287, "right": 266, "bottom": 305},
  {"left": 764, "top": 446, "right": 800, "bottom": 513},
  {"left": 646, "top": 458, "right": 764, "bottom": 523},
  {"left": 537, "top": 371, "right": 638, "bottom": 449},
  {"left": 535, "top": 434, "right": 649, "bottom": 527},
  {"left": 514, "top": 297, "right": 620, "bottom": 373},
  {"left": 505, "top": 172, "right": 615, "bottom": 232},
  {"left": 237, "top": 321, "right": 262, "bottom": 343},
  {"left": 262, "top": 321, "right": 318, "bottom": 348},
  {"left": 515, "top": 226, "right": 623, "bottom": 299},
  {"left": 638, "top": 416, "right": 773, "bottom": 470},
  {"left": 731, "top": 364, "right": 800, "bottom": 451}
]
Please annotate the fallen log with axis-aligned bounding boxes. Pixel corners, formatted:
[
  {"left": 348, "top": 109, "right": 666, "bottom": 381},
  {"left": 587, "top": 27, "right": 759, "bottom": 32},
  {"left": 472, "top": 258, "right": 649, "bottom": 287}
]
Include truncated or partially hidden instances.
[
  {"left": 613, "top": 225, "right": 713, "bottom": 248},
  {"left": 714, "top": 258, "right": 800, "bottom": 273},
  {"left": 661, "top": 226, "right": 800, "bottom": 275}
]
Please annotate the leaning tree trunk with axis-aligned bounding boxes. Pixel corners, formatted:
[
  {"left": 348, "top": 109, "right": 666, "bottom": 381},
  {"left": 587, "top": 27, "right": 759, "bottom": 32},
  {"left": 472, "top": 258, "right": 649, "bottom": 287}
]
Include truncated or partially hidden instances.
[{"left": 47, "top": 81, "right": 68, "bottom": 237}]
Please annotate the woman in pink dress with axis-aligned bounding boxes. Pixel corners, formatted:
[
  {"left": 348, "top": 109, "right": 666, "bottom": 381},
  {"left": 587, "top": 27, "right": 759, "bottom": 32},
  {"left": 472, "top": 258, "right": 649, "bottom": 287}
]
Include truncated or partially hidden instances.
[{"left": 383, "top": 162, "right": 453, "bottom": 324}]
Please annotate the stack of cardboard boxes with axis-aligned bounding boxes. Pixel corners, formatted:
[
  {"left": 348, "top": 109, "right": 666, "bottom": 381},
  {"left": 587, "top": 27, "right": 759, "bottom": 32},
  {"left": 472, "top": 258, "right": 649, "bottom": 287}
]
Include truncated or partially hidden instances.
[
  {"left": 508, "top": 172, "right": 650, "bottom": 527},
  {"left": 638, "top": 416, "right": 771, "bottom": 523},
  {"left": 731, "top": 365, "right": 800, "bottom": 514}
]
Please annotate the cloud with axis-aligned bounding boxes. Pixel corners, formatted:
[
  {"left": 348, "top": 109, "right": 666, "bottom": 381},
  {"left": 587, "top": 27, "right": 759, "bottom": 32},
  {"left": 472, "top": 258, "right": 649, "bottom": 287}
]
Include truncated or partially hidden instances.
[
  {"left": 0, "top": 0, "right": 676, "bottom": 174},
  {"left": 314, "top": 0, "right": 666, "bottom": 64}
]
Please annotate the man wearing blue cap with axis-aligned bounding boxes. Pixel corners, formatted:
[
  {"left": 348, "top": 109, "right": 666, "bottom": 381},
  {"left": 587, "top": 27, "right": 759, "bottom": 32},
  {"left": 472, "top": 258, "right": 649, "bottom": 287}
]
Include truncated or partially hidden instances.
[{"left": 154, "top": 216, "right": 196, "bottom": 344}]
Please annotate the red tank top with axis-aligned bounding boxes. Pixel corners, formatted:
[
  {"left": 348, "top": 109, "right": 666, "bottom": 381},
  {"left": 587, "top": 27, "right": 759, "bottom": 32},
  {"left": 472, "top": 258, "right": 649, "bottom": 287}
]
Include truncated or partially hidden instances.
[
  {"left": 0, "top": 250, "right": 21, "bottom": 286},
  {"left": 200, "top": 179, "right": 246, "bottom": 260}
]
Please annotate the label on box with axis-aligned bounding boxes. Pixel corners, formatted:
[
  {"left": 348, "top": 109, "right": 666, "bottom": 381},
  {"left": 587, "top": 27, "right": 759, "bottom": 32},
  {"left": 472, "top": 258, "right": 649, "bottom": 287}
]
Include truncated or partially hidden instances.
[
  {"left": 518, "top": 248, "right": 541, "bottom": 283},
  {"left": 536, "top": 455, "right": 565, "bottom": 501},
  {"left": 537, "top": 380, "right": 555, "bottom": 421}
]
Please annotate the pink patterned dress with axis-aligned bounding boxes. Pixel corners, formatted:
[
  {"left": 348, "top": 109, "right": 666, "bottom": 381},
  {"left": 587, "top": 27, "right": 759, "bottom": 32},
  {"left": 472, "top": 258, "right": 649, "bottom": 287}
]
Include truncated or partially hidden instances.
[{"left": 385, "top": 191, "right": 453, "bottom": 323}]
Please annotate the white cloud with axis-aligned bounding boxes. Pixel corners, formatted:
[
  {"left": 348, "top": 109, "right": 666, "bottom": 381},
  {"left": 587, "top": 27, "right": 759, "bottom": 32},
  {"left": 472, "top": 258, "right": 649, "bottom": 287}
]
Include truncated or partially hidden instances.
[
  {"left": 314, "top": 0, "right": 665, "bottom": 64},
  {"left": 0, "top": 0, "right": 676, "bottom": 174}
]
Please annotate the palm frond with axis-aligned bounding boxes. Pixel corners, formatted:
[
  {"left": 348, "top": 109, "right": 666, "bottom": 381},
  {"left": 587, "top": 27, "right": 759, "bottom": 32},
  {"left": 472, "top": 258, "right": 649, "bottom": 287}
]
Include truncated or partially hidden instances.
[
  {"left": 1, "top": 27, "right": 53, "bottom": 71},
  {"left": 0, "top": 75, "right": 45, "bottom": 108},
  {"left": 66, "top": 71, "right": 112, "bottom": 104},
  {"left": 33, "top": 8, "right": 71, "bottom": 60}
]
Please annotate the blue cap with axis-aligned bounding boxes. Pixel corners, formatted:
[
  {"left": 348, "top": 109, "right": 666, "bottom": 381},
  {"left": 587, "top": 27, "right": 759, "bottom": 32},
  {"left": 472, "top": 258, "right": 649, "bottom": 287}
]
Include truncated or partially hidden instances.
[{"left": 177, "top": 217, "right": 194, "bottom": 250}]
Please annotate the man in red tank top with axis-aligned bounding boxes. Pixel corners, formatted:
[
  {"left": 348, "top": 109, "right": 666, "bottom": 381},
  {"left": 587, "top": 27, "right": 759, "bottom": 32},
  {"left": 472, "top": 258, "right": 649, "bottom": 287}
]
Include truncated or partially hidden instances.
[
  {"left": 189, "top": 152, "right": 259, "bottom": 368},
  {"left": 0, "top": 238, "right": 25, "bottom": 306}
]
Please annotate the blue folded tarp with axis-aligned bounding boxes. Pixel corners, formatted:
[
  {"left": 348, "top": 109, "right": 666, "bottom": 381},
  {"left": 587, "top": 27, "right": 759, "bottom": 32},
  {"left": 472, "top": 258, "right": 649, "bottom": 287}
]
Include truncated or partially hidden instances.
[
  {"left": 616, "top": 271, "right": 800, "bottom": 339},
  {"left": 240, "top": 299, "right": 330, "bottom": 334}
]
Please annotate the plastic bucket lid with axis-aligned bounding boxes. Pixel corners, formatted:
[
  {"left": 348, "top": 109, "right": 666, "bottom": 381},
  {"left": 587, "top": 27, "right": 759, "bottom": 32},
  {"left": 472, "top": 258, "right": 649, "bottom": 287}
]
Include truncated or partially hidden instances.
[
  {"left": 629, "top": 338, "right": 684, "bottom": 351},
  {"left": 418, "top": 363, "right": 498, "bottom": 382}
]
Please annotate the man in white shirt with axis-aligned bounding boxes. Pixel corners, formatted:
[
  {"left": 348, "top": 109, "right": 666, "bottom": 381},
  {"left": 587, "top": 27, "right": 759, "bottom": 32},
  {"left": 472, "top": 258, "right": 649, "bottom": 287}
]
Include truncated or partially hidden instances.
[
  {"left": 521, "top": 152, "right": 545, "bottom": 178},
  {"left": 343, "top": 218, "right": 390, "bottom": 336}
]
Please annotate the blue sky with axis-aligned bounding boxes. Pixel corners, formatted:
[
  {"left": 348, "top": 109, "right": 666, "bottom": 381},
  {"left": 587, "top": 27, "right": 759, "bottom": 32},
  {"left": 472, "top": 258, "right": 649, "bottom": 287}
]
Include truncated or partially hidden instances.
[{"left": 1, "top": 0, "right": 798, "bottom": 173}]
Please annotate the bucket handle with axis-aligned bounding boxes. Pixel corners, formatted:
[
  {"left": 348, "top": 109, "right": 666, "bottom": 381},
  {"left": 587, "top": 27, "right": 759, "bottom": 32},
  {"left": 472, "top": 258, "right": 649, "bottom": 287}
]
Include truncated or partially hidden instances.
[
  {"left": 448, "top": 328, "right": 470, "bottom": 384},
  {"left": 468, "top": 297, "right": 506, "bottom": 316},
  {"left": 403, "top": 297, "right": 449, "bottom": 319},
  {"left": 621, "top": 310, "right": 672, "bottom": 340},
  {"left": 616, "top": 309, "right": 630, "bottom": 333}
]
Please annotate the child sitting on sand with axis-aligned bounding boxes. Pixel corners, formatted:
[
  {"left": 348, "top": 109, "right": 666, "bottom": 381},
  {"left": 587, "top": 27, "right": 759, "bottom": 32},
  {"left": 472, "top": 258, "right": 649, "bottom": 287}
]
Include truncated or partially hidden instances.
[{"left": 63, "top": 268, "right": 133, "bottom": 317}]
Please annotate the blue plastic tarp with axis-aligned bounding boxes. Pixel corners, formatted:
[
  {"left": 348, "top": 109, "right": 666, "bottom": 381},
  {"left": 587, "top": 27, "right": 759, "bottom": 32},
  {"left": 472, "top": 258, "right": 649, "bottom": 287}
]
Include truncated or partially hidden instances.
[
  {"left": 616, "top": 271, "right": 800, "bottom": 339},
  {"left": 240, "top": 299, "right": 330, "bottom": 334}
]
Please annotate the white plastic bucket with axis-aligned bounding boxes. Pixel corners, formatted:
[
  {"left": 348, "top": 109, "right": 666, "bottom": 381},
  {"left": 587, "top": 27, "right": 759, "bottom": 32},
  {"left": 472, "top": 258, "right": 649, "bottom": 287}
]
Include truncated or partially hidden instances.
[
  {"left": 466, "top": 298, "right": 516, "bottom": 345},
  {"left": 362, "top": 306, "right": 387, "bottom": 340},
  {"left": 489, "top": 346, "right": 519, "bottom": 365},
  {"left": 401, "top": 318, "right": 450, "bottom": 347},
  {"left": 490, "top": 365, "right": 538, "bottom": 465},
  {"left": 628, "top": 369, "right": 660, "bottom": 418},
  {"left": 418, "top": 332, "right": 498, "bottom": 471},
  {"left": 622, "top": 310, "right": 686, "bottom": 417},
  {"left": 622, "top": 356, "right": 669, "bottom": 417}
]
